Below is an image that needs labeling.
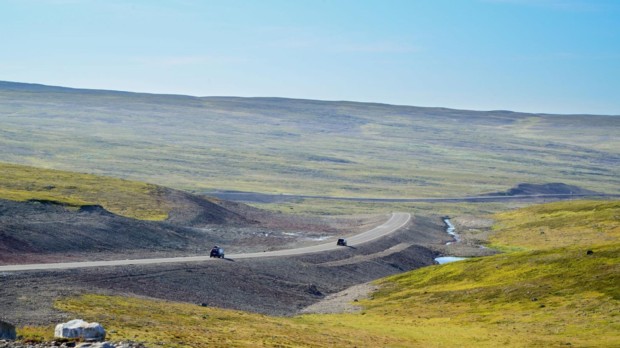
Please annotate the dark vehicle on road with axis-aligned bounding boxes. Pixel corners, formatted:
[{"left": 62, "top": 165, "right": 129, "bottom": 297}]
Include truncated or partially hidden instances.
[
  {"left": 336, "top": 238, "right": 347, "bottom": 246},
  {"left": 210, "top": 246, "right": 225, "bottom": 258}
]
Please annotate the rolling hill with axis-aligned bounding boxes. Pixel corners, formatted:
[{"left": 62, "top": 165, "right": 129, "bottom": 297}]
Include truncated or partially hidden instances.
[{"left": 1, "top": 81, "right": 619, "bottom": 200}]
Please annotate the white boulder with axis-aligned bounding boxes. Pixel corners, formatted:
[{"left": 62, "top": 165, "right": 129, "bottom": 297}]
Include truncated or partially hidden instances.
[{"left": 55, "top": 319, "right": 106, "bottom": 341}]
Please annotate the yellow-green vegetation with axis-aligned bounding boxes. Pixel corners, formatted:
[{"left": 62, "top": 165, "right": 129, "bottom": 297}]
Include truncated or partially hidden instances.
[
  {"left": 52, "top": 294, "right": 412, "bottom": 347},
  {"left": 361, "top": 243, "right": 620, "bottom": 347},
  {"left": 22, "top": 200, "right": 619, "bottom": 347},
  {"left": 490, "top": 200, "right": 620, "bottom": 250},
  {"left": 15, "top": 326, "right": 54, "bottom": 343},
  {"left": 0, "top": 162, "right": 170, "bottom": 220}
]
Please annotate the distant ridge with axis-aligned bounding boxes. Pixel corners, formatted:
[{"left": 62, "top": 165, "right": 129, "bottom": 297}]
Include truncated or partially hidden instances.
[
  {"left": 0, "top": 80, "right": 200, "bottom": 100},
  {"left": 488, "top": 183, "right": 601, "bottom": 196},
  {"left": 0, "top": 80, "right": 117, "bottom": 93},
  {"left": 2, "top": 80, "right": 616, "bottom": 116}
]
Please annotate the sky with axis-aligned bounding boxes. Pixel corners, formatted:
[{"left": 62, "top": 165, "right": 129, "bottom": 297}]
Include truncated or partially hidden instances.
[{"left": 1, "top": 0, "right": 619, "bottom": 114}]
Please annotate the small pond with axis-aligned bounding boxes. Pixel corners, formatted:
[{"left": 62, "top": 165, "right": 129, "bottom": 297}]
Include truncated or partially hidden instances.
[{"left": 434, "top": 256, "right": 468, "bottom": 264}]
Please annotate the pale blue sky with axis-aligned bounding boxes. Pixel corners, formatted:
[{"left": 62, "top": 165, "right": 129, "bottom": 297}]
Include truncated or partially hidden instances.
[{"left": 1, "top": 0, "right": 619, "bottom": 114}]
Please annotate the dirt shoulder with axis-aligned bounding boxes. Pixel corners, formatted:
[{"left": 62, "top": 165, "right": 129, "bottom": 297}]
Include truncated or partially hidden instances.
[{"left": 299, "top": 282, "right": 379, "bottom": 314}]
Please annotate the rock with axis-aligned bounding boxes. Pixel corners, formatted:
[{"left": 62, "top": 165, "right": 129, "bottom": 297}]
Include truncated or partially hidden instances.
[
  {"left": 0, "top": 320, "right": 16, "bottom": 340},
  {"left": 306, "top": 284, "right": 323, "bottom": 297},
  {"left": 55, "top": 319, "right": 106, "bottom": 341},
  {"left": 77, "top": 342, "right": 114, "bottom": 348}
]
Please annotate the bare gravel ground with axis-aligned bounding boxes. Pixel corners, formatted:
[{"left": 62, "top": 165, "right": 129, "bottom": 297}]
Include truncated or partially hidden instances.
[
  {"left": 0, "top": 197, "right": 386, "bottom": 265},
  {"left": 299, "top": 282, "right": 379, "bottom": 314},
  {"left": 0, "top": 214, "right": 451, "bottom": 326}
]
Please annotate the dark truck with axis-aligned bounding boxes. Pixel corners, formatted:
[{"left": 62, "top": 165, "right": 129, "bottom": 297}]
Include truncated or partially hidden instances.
[
  {"left": 336, "top": 238, "right": 347, "bottom": 246},
  {"left": 210, "top": 246, "right": 225, "bottom": 258}
]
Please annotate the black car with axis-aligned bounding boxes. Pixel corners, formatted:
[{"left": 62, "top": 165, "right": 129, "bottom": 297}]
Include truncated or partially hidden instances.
[
  {"left": 210, "top": 246, "right": 225, "bottom": 258},
  {"left": 336, "top": 238, "right": 347, "bottom": 246}
]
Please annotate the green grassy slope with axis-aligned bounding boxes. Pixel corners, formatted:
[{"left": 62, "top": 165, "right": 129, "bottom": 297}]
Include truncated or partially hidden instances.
[
  {"left": 0, "top": 162, "right": 170, "bottom": 220},
  {"left": 490, "top": 200, "right": 620, "bottom": 250},
  {"left": 2, "top": 81, "right": 619, "bottom": 199},
  {"left": 21, "top": 200, "right": 617, "bottom": 347}
]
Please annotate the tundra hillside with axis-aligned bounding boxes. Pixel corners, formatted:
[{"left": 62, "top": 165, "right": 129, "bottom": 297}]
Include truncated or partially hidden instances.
[
  {"left": 1, "top": 81, "right": 619, "bottom": 201},
  {"left": 13, "top": 200, "right": 618, "bottom": 347}
]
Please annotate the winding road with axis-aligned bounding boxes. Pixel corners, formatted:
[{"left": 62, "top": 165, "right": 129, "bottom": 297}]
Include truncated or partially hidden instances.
[{"left": 0, "top": 212, "right": 411, "bottom": 272}]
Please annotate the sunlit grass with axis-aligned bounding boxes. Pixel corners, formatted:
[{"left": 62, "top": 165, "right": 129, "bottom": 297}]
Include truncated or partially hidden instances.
[
  {"left": 0, "top": 162, "right": 170, "bottom": 220},
  {"left": 54, "top": 294, "right": 410, "bottom": 347},
  {"left": 490, "top": 200, "right": 620, "bottom": 250}
]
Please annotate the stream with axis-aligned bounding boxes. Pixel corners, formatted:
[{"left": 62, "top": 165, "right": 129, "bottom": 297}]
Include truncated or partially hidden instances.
[
  {"left": 443, "top": 218, "right": 460, "bottom": 245},
  {"left": 434, "top": 217, "right": 467, "bottom": 264}
]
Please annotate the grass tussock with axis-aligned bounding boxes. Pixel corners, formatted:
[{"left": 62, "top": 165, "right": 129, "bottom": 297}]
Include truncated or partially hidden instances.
[
  {"left": 25, "top": 200, "right": 619, "bottom": 347},
  {"left": 0, "top": 162, "right": 170, "bottom": 220}
]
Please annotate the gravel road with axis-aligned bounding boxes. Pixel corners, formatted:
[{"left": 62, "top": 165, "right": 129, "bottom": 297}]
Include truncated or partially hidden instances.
[
  {"left": 1, "top": 213, "right": 449, "bottom": 325},
  {"left": 0, "top": 213, "right": 410, "bottom": 272}
]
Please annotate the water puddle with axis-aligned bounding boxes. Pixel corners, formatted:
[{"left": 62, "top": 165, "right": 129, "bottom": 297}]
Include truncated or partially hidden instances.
[{"left": 435, "top": 256, "right": 467, "bottom": 264}]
